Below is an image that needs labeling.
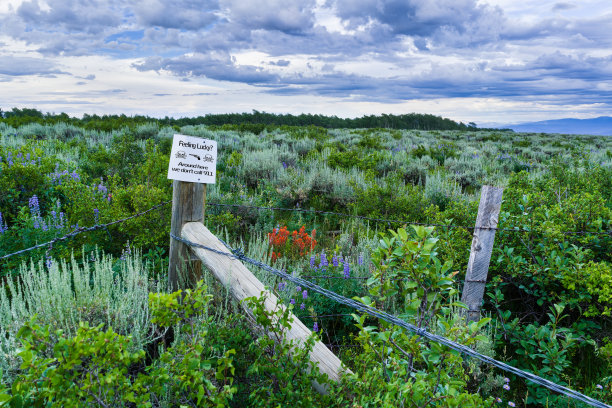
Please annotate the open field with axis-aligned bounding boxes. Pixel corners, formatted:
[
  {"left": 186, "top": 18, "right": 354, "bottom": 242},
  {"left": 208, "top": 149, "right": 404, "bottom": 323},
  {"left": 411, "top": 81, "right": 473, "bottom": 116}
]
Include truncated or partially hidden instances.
[{"left": 0, "top": 117, "right": 610, "bottom": 407}]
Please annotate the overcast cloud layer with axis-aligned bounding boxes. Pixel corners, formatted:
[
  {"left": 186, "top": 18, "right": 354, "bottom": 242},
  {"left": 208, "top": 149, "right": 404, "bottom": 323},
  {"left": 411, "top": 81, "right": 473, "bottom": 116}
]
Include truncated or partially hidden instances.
[{"left": 1, "top": 0, "right": 611, "bottom": 124}]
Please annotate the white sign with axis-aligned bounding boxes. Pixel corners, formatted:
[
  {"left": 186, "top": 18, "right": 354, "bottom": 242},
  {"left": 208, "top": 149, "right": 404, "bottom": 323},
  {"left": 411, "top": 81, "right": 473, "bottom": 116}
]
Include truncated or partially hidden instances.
[{"left": 167, "top": 134, "right": 217, "bottom": 183}]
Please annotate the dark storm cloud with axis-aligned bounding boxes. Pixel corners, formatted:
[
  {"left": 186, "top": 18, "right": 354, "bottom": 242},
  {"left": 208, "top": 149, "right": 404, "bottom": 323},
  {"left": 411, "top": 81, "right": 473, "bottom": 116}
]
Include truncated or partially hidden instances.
[
  {"left": 134, "top": 0, "right": 220, "bottom": 30},
  {"left": 1, "top": 0, "right": 611, "bottom": 110},
  {"left": 332, "top": 0, "right": 505, "bottom": 46},
  {"left": 222, "top": 0, "right": 316, "bottom": 35}
]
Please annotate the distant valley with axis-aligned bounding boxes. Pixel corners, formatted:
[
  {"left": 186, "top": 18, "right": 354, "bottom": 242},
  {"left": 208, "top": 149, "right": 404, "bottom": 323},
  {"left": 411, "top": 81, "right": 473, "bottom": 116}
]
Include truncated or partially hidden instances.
[{"left": 500, "top": 116, "right": 612, "bottom": 136}]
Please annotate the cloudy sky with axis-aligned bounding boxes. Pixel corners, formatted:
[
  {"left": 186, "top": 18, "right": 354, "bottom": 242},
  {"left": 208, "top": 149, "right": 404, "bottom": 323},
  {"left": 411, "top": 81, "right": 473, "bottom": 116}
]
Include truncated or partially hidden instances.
[{"left": 1, "top": 0, "right": 611, "bottom": 125}]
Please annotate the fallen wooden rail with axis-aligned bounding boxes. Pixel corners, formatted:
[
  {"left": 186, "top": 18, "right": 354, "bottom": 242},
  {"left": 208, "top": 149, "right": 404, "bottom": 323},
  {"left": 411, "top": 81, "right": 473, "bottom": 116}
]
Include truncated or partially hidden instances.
[{"left": 181, "top": 221, "right": 350, "bottom": 393}]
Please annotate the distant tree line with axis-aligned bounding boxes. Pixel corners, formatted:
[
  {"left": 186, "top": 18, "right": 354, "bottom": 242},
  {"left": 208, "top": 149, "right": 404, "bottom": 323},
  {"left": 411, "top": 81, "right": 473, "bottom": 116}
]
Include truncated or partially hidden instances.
[{"left": 1, "top": 107, "right": 504, "bottom": 131}]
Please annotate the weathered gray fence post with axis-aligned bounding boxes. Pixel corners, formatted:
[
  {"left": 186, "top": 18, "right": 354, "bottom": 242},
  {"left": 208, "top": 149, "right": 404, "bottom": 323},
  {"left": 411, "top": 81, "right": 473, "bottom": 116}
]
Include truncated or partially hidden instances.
[
  {"left": 168, "top": 181, "right": 206, "bottom": 291},
  {"left": 461, "top": 185, "right": 503, "bottom": 322}
]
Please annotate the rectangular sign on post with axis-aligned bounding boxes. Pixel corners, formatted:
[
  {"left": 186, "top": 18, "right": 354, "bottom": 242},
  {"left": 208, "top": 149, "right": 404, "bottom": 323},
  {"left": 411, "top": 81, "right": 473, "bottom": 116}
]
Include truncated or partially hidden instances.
[{"left": 167, "top": 134, "right": 217, "bottom": 184}]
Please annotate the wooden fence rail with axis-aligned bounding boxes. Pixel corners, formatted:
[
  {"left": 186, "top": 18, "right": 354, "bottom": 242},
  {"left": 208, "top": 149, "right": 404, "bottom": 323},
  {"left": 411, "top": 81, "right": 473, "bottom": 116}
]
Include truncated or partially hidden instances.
[{"left": 181, "top": 220, "right": 349, "bottom": 393}]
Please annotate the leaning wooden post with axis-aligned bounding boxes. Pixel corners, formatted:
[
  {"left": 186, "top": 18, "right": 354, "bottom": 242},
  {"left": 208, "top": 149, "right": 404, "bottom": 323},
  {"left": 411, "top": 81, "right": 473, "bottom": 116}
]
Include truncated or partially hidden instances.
[
  {"left": 461, "top": 185, "right": 503, "bottom": 322},
  {"left": 182, "top": 221, "right": 350, "bottom": 394},
  {"left": 168, "top": 181, "right": 205, "bottom": 291}
]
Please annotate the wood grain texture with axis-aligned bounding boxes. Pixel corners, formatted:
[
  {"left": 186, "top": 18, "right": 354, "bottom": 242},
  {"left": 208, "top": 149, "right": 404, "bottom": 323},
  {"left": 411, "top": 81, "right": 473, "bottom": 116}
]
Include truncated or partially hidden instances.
[
  {"left": 168, "top": 181, "right": 205, "bottom": 291},
  {"left": 181, "top": 221, "right": 350, "bottom": 391},
  {"left": 461, "top": 185, "right": 503, "bottom": 322}
]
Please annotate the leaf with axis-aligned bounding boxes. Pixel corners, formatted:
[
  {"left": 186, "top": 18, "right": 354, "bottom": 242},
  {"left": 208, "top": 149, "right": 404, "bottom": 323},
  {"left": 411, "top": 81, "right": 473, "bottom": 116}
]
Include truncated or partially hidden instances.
[{"left": 398, "top": 228, "right": 408, "bottom": 241}]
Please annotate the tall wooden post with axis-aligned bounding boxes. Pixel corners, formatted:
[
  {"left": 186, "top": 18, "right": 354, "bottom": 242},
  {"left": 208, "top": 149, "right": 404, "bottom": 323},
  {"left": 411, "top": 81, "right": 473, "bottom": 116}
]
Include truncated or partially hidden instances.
[
  {"left": 461, "top": 185, "right": 503, "bottom": 322},
  {"left": 168, "top": 181, "right": 207, "bottom": 291}
]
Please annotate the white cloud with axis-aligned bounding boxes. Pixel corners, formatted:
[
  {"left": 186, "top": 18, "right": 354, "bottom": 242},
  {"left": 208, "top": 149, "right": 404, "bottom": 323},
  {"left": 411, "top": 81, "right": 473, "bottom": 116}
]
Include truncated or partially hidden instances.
[{"left": 0, "top": 0, "right": 611, "bottom": 123}]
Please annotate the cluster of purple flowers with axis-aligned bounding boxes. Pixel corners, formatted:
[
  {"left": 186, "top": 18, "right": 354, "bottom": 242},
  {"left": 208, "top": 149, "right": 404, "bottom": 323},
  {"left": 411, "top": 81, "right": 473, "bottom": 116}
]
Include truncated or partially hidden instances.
[
  {"left": 28, "top": 195, "right": 66, "bottom": 231},
  {"left": 0, "top": 212, "right": 7, "bottom": 234},
  {"left": 48, "top": 164, "right": 80, "bottom": 185},
  {"left": 96, "top": 183, "right": 108, "bottom": 195},
  {"left": 120, "top": 241, "right": 132, "bottom": 261},
  {"left": 0, "top": 151, "right": 41, "bottom": 168},
  {"left": 288, "top": 285, "right": 307, "bottom": 310},
  {"left": 93, "top": 179, "right": 110, "bottom": 201},
  {"left": 311, "top": 251, "right": 357, "bottom": 279},
  {"left": 49, "top": 209, "right": 66, "bottom": 230},
  {"left": 29, "top": 195, "right": 47, "bottom": 231},
  {"left": 495, "top": 377, "right": 514, "bottom": 406}
]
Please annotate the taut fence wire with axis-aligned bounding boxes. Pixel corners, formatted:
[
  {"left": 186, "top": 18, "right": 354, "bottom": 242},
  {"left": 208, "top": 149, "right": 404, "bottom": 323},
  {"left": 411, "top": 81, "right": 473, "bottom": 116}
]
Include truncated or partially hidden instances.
[
  {"left": 207, "top": 202, "right": 612, "bottom": 236},
  {"left": 0, "top": 200, "right": 171, "bottom": 266},
  {"left": 170, "top": 231, "right": 611, "bottom": 408}
]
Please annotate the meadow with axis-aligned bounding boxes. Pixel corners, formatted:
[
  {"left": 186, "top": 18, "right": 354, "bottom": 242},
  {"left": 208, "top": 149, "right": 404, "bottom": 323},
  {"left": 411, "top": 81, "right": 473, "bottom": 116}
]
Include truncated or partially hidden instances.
[{"left": 0, "top": 114, "right": 610, "bottom": 407}]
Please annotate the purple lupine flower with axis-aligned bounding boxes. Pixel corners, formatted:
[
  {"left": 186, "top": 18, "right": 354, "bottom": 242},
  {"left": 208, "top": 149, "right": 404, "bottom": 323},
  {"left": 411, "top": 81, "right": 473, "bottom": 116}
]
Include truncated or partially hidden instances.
[
  {"left": 0, "top": 212, "right": 6, "bottom": 234},
  {"left": 93, "top": 208, "right": 99, "bottom": 224},
  {"left": 45, "top": 255, "right": 53, "bottom": 269},
  {"left": 58, "top": 212, "right": 65, "bottom": 229},
  {"left": 40, "top": 219, "right": 48, "bottom": 232},
  {"left": 310, "top": 255, "right": 316, "bottom": 268},
  {"left": 302, "top": 290, "right": 308, "bottom": 300},
  {"left": 282, "top": 161, "right": 288, "bottom": 169},
  {"left": 332, "top": 253, "right": 339, "bottom": 267},
  {"left": 313, "top": 322, "right": 318, "bottom": 332},
  {"left": 358, "top": 253, "right": 364, "bottom": 266},
  {"left": 29, "top": 195, "right": 40, "bottom": 215},
  {"left": 343, "top": 261, "right": 350, "bottom": 279},
  {"left": 97, "top": 184, "right": 107, "bottom": 194},
  {"left": 320, "top": 252, "right": 328, "bottom": 268}
]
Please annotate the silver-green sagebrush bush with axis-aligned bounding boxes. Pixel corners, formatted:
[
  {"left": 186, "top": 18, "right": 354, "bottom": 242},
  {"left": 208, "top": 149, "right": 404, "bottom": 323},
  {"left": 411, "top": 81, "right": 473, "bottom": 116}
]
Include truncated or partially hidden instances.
[{"left": 0, "top": 250, "right": 162, "bottom": 384}]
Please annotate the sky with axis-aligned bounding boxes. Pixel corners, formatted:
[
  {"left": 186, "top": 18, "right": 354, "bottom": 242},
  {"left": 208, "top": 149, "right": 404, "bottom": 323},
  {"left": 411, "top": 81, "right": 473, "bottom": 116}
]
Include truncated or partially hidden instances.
[{"left": 1, "top": 0, "right": 611, "bottom": 126}]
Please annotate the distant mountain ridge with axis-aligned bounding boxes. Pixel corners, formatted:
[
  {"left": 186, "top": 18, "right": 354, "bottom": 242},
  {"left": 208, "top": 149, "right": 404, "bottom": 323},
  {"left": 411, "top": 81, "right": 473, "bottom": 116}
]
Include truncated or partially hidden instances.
[{"left": 504, "top": 116, "right": 612, "bottom": 136}]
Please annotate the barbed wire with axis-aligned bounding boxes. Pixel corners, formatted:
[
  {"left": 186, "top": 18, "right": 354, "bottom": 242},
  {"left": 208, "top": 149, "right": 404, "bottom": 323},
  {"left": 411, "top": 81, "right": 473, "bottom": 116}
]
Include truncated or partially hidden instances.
[
  {"left": 0, "top": 200, "right": 171, "bottom": 263},
  {"left": 207, "top": 202, "right": 612, "bottom": 236},
  {"left": 170, "top": 232, "right": 610, "bottom": 408}
]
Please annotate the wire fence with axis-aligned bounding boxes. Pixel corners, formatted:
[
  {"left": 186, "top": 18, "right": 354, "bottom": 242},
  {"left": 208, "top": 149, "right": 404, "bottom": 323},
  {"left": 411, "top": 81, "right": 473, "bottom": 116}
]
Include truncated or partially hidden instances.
[
  {"left": 2, "top": 195, "right": 609, "bottom": 266},
  {"left": 170, "top": 232, "right": 611, "bottom": 408},
  {"left": 0, "top": 200, "right": 171, "bottom": 266},
  {"left": 0, "top": 195, "right": 609, "bottom": 406},
  {"left": 207, "top": 202, "right": 612, "bottom": 236}
]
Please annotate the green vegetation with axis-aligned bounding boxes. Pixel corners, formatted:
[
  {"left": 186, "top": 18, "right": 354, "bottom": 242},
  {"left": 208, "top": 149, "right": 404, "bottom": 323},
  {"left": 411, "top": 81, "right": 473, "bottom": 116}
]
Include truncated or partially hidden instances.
[
  {"left": 0, "top": 112, "right": 610, "bottom": 407},
  {"left": 0, "top": 108, "right": 490, "bottom": 131}
]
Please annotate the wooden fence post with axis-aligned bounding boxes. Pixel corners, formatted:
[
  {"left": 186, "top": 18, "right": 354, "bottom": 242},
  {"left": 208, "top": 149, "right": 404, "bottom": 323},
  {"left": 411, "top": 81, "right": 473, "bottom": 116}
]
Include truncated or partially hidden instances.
[
  {"left": 168, "top": 181, "right": 206, "bottom": 291},
  {"left": 461, "top": 185, "right": 503, "bottom": 322}
]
